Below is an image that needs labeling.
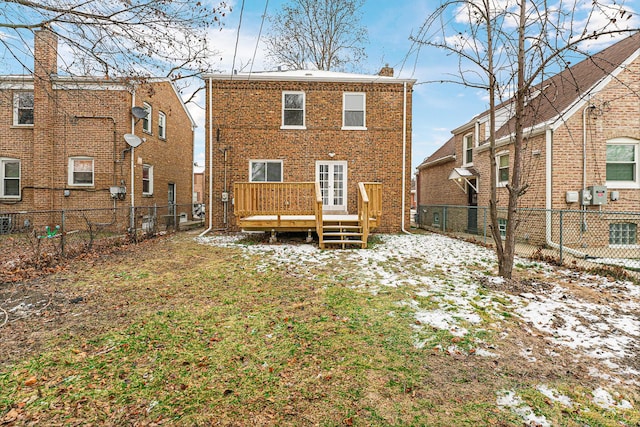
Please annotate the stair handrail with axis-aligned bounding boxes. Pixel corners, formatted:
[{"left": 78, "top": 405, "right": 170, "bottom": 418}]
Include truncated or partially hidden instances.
[
  {"left": 314, "top": 181, "right": 324, "bottom": 248},
  {"left": 358, "top": 182, "right": 370, "bottom": 247}
]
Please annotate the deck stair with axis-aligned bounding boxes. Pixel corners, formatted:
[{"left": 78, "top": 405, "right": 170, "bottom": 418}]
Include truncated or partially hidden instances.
[{"left": 320, "top": 218, "right": 366, "bottom": 249}]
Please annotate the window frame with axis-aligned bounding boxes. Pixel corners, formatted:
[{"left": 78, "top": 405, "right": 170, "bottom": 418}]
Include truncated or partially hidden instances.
[
  {"left": 68, "top": 157, "right": 94, "bottom": 187},
  {"left": 0, "top": 158, "right": 21, "bottom": 199},
  {"left": 606, "top": 138, "right": 639, "bottom": 189},
  {"left": 496, "top": 151, "right": 509, "bottom": 187},
  {"left": 498, "top": 218, "right": 507, "bottom": 239},
  {"left": 158, "top": 111, "right": 166, "bottom": 139},
  {"left": 609, "top": 222, "right": 638, "bottom": 247},
  {"left": 463, "top": 133, "right": 474, "bottom": 165},
  {"left": 142, "top": 164, "right": 154, "bottom": 196},
  {"left": 13, "top": 91, "right": 34, "bottom": 126},
  {"left": 249, "top": 160, "right": 283, "bottom": 182},
  {"left": 142, "top": 102, "right": 152, "bottom": 134},
  {"left": 342, "top": 92, "right": 367, "bottom": 130},
  {"left": 281, "top": 91, "right": 306, "bottom": 129}
]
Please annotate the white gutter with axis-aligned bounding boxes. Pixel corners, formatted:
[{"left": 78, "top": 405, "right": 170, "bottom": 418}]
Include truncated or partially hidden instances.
[
  {"left": 199, "top": 77, "right": 214, "bottom": 237},
  {"left": 130, "top": 90, "right": 136, "bottom": 229},
  {"left": 401, "top": 81, "right": 410, "bottom": 234}
]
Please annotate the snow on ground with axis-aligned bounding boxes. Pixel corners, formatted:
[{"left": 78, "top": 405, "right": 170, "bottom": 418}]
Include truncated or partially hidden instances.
[
  {"left": 197, "top": 232, "right": 640, "bottom": 384},
  {"left": 497, "top": 390, "right": 552, "bottom": 427}
]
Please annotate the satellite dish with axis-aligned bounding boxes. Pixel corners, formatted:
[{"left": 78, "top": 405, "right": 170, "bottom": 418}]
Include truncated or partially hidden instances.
[
  {"left": 132, "top": 106, "right": 148, "bottom": 119},
  {"left": 124, "top": 133, "right": 143, "bottom": 148}
]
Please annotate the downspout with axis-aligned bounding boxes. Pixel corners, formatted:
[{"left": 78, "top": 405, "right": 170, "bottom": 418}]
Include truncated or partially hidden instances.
[
  {"left": 401, "top": 81, "right": 411, "bottom": 234},
  {"left": 199, "top": 77, "right": 214, "bottom": 237},
  {"left": 130, "top": 90, "right": 136, "bottom": 230}
]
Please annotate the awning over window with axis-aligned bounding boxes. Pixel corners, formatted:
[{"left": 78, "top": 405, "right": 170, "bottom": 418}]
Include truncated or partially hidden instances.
[{"left": 448, "top": 167, "right": 479, "bottom": 193}]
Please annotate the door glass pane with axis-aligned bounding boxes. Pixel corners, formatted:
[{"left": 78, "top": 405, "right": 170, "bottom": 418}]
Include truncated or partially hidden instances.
[
  {"left": 319, "top": 165, "right": 329, "bottom": 205},
  {"left": 333, "top": 165, "right": 344, "bottom": 205}
]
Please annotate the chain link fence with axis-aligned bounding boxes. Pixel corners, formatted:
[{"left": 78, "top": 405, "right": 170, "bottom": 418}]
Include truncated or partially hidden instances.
[
  {"left": 0, "top": 204, "right": 203, "bottom": 280},
  {"left": 416, "top": 205, "right": 640, "bottom": 273}
]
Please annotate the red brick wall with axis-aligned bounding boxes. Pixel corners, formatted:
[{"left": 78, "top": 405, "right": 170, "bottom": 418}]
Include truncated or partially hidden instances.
[{"left": 205, "top": 78, "right": 413, "bottom": 233}]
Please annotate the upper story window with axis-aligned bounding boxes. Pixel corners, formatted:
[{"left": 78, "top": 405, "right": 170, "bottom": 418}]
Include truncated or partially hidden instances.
[
  {"left": 1, "top": 158, "right": 20, "bottom": 199},
  {"left": 497, "top": 152, "right": 509, "bottom": 187},
  {"left": 282, "top": 92, "right": 305, "bottom": 129},
  {"left": 142, "top": 164, "right": 153, "bottom": 195},
  {"left": 343, "top": 92, "right": 366, "bottom": 129},
  {"left": 606, "top": 138, "right": 638, "bottom": 188},
  {"left": 250, "top": 160, "right": 283, "bottom": 182},
  {"left": 68, "top": 157, "right": 94, "bottom": 186},
  {"left": 463, "top": 133, "right": 474, "bottom": 165},
  {"left": 158, "top": 111, "right": 166, "bottom": 139},
  {"left": 13, "top": 92, "right": 34, "bottom": 126},
  {"left": 142, "top": 102, "right": 152, "bottom": 134}
]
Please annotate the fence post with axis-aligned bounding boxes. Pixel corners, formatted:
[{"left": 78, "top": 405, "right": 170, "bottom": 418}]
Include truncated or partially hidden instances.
[
  {"left": 559, "top": 210, "right": 564, "bottom": 265},
  {"left": 61, "top": 209, "right": 66, "bottom": 256},
  {"left": 483, "top": 206, "right": 487, "bottom": 244},
  {"left": 443, "top": 206, "right": 447, "bottom": 232}
]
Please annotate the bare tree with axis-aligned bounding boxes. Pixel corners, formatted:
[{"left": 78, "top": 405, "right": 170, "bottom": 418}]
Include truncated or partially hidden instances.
[
  {"left": 264, "top": 0, "right": 368, "bottom": 71},
  {"left": 0, "top": 0, "right": 229, "bottom": 81},
  {"left": 412, "top": 0, "right": 639, "bottom": 278}
]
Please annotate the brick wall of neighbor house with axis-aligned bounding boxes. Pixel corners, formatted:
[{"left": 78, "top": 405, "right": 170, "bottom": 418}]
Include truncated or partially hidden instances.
[
  {"left": 417, "top": 159, "right": 464, "bottom": 206},
  {"left": 1, "top": 31, "right": 194, "bottom": 225},
  {"left": 205, "top": 79, "right": 413, "bottom": 233},
  {"left": 133, "top": 81, "right": 194, "bottom": 216}
]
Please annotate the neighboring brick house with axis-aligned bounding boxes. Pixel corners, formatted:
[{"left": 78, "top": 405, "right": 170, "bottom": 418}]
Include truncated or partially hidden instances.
[
  {"left": 417, "top": 32, "right": 640, "bottom": 248},
  {"left": 0, "top": 29, "right": 195, "bottom": 229},
  {"left": 202, "top": 68, "right": 415, "bottom": 234}
]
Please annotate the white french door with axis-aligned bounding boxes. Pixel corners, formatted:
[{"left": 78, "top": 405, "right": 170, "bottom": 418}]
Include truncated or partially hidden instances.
[{"left": 316, "top": 161, "right": 347, "bottom": 212}]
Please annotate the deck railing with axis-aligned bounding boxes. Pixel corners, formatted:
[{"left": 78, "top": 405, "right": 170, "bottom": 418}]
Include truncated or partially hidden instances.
[
  {"left": 234, "top": 182, "right": 318, "bottom": 217},
  {"left": 359, "top": 182, "right": 382, "bottom": 222}
]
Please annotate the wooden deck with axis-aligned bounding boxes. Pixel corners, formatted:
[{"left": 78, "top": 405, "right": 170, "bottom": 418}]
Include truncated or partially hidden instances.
[{"left": 234, "top": 182, "right": 382, "bottom": 249}]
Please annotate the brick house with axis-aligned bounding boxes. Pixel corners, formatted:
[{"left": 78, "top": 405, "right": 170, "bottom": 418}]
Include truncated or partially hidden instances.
[
  {"left": 202, "top": 68, "right": 415, "bottom": 242},
  {"left": 417, "top": 32, "right": 640, "bottom": 249},
  {"left": 0, "top": 29, "right": 195, "bottom": 229}
]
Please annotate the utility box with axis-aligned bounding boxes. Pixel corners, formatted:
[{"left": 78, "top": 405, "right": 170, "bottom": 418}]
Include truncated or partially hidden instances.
[
  {"left": 566, "top": 191, "right": 579, "bottom": 203},
  {"left": 588, "top": 185, "right": 607, "bottom": 205}
]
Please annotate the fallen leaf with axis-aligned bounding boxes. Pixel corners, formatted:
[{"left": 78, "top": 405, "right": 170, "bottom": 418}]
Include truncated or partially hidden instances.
[{"left": 24, "top": 377, "right": 37, "bottom": 387}]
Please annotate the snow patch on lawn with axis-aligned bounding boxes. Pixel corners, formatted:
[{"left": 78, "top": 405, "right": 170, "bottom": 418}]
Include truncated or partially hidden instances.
[
  {"left": 497, "top": 390, "right": 551, "bottom": 427},
  {"left": 198, "top": 232, "right": 640, "bottom": 381}
]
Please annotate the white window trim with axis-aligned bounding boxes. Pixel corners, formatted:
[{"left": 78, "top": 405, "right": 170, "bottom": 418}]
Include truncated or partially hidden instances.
[
  {"left": 249, "top": 160, "right": 283, "bottom": 182},
  {"left": 0, "top": 158, "right": 21, "bottom": 199},
  {"left": 605, "top": 138, "right": 639, "bottom": 189},
  {"left": 463, "top": 133, "right": 474, "bottom": 165},
  {"left": 342, "top": 92, "right": 367, "bottom": 130},
  {"left": 142, "top": 102, "right": 152, "bottom": 134},
  {"left": 158, "top": 111, "right": 166, "bottom": 139},
  {"left": 496, "top": 151, "right": 509, "bottom": 188},
  {"left": 142, "top": 164, "right": 154, "bottom": 195},
  {"left": 68, "top": 157, "right": 94, "bottom": 187},
  {"left": 281, "top": 91, "right": 306, "bottom": 130},
  {"left": 13, "top": 92, "right": 34, "bottom": 127}
]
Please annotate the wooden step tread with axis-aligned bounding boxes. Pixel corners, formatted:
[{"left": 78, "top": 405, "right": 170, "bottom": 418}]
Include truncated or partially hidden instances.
[
  {"left": 323, "top": 239, "right": 364, "bottom": 245},
  {"left": 323, "top": 232, "right": 363, "bottom": 237},
  {"left": 322, "top": 225, "right": 361, "bottom": 230}
]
